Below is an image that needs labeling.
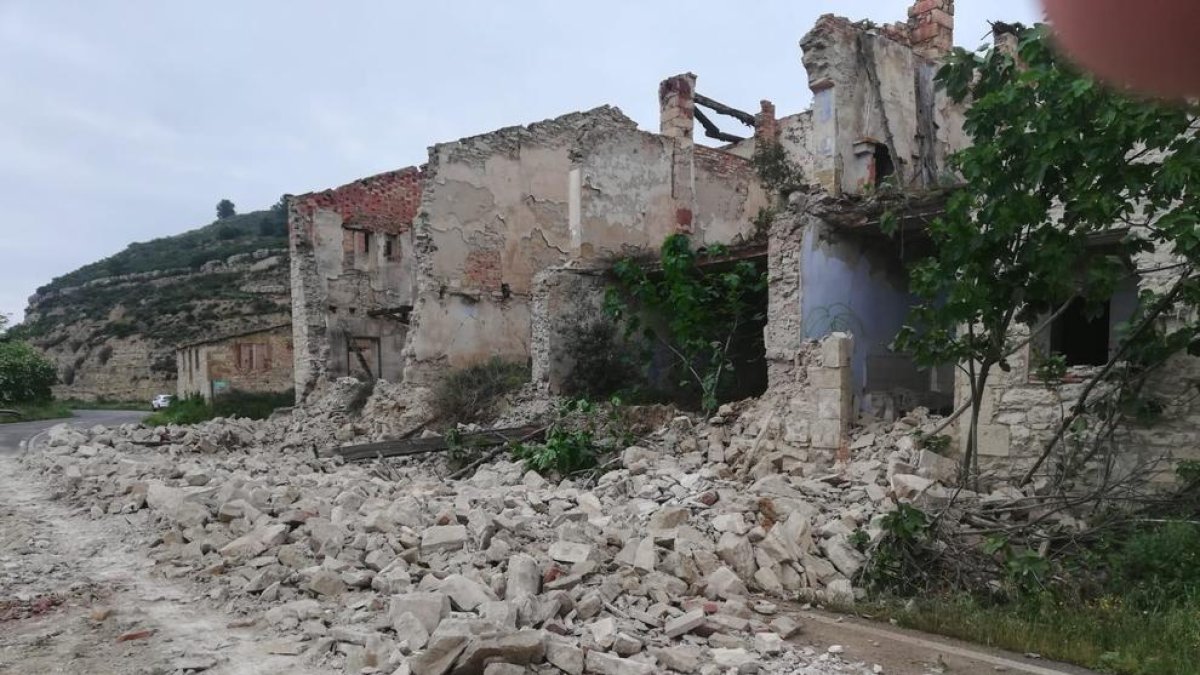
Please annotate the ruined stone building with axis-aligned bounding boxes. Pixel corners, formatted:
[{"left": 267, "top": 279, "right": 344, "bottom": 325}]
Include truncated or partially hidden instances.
[
  {"left": 176, "top": 323, "right": 293, "bottom": 400},
  {"left": 288, "top": 0, "right": 1200, "bottom": 473},
  {"left": 289, "top": 98, "right": 769, "bottom": 400}
]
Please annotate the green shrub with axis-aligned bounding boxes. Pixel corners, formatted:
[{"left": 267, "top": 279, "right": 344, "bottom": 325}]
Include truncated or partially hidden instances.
[
  {"left": 1113, "top": 521, "right": 1200, "bottom": 610},
  {"left": 558, "top": 313, "right": 640, "bottom": 399},
  {"left": 431, "top": 358, "right": 529, "bottom": 424},
  {"left": 0, "top": 400, "right": 73, "bottom": 424},
  {"left": 145, "top": 389, "right": 292, "bottom": 425},
  {"left": 859, "top": 503, "right": 939, "bottom": 596},
  {"left": 606, "top": 234, "right": 767, "bottom": 414},
  {"left": 211, "top": 389, "right": 293, "bottom": 420},
  {"left": 0, "top": 340, "right": 57, "bottom": 404},
  {"left": 511, "top": 398, "right": 634, "bottom": 477}
]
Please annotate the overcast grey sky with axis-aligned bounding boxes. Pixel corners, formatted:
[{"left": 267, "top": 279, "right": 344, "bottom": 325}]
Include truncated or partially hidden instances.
[{"left": 0, "top": 0, "right": 1040, "bottom": 322}]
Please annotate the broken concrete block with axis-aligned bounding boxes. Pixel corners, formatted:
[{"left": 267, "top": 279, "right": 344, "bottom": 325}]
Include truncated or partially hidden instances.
[
  {"left": 588, "top": 617, "right": 617, "bottom": 646},
  {"left": 392, "top": 610, "right": 430, "bottom": 651},
  {"left": 648, "top": 506, "right": 689, "bottom": 532},
  {"left": 664, "top": 609, "right": 707, "bottom": 638},
  {"left": 219, "top": 523, "right": 287, "bottom": 560},
  {"left": 917, "top": 449, "right": 959, "bottom": 483},
  {"left": 820, "top": 536, "right": 865, "bottom": 579},
  {"left": 584, "top": 650, "right": 655, "bottom": 675},
  {"left": 753, "top": 632, "right": 784, "bottom": 655},
  {"left": 612, "top": 632, "right": 643, "bottom": 657},
  {"left": 548, "top": 540, "right": 592, "bottom": 564},
  {"left": 505, "top": 553, "right": 541, "bottom": 600},
  {"left": 716, "top": 532, "right": 756, "bottom": 579},
  {"left": 304, "top": 569, "right": 346, "bottom": 597},
  {"left": 769, "top": 615, "right": 802, "bottom": 638},
  {"left": 422, "top": 525, "right": 469, "bottom": 552},
  {"left": 890, "top": 473, "right": 934, "bottom": 500},
  {"left": 439, "top": 574, "right": 496, "bottom": 611},
  {"left": 482, "top": 665, "right": 525, "bottom": 675},
  {"left": 408, "top": 633, "right": 468, "bottom": 675},
  {"left": 390, "top": 592, "right": 451, "bottom": 635},
  {"left": 711, "top": 647, "right": 758, "bottom": 670},
  {"left": 705, "top": 565, "right": 749, "bottom": 600},
  {"left": 451, "top": 629, "right": 544, "bottom": 675},
  {"left": 651, "top": 645, "right": 702, "bottom": 673},
  {"left": 544, "top": 638, "right": 584, "bottom": 675}
]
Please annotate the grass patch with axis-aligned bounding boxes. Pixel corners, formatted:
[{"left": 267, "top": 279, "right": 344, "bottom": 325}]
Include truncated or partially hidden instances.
[
  {"left": 431, "top": 358, "right": 529, "bottom": 425},
  {"left": 0, "top": 401, "right": 74, "bottom": 424},
  {"left": 144, "top": 390, "right": 292, "bottom": 426},
  {"left": 859, "top": 511, "right": 1200, "bottom": 675},
  {"left": 60, "top": 398, "right": 148, "bottom": 411},
  {"left": 868, "top": 594, "right": 1200, "bottom": 675}
]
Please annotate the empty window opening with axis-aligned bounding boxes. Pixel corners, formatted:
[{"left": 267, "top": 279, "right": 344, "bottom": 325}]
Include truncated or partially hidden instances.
[
  {"left": 873, "top": 144, "right": 895, "bottom": 187},
  {"left": 358, "top": 231, "right": 370, "bottom": 255},
  {"left": 384, "top": 235, "right": 398, "bottom": 260},
  {"left": 236, "top": 343, "right": 270, "bottom": 372},
  {"left": 347, "top": 337, "right": 381, "bottom": 381},
  {"left": 1051, "top": 297, "right": 1110, "bottom": 367}
]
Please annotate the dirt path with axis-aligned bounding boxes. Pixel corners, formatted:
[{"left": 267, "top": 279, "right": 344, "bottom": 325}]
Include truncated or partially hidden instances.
[
  {"left": 794, "top": 609, "right": 1098, "bottom": 675},
  {"left": 0, "top": 454, "right": 323, "bottom": 675}
]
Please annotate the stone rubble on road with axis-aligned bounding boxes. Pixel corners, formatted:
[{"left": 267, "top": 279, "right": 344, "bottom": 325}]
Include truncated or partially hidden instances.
[{"left": 20, "top": 377, "right": 978, "bottom": 674}]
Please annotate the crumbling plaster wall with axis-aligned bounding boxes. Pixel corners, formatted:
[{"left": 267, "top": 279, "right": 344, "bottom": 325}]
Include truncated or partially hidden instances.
[
  {"left": 402, "top": 108, "right": 642, "bottom": 385},
  {"left": 799, "top": 220, "right": 915, "bottom": 409},
  {"left": 405, "top": 104, "right": 770, "bottom": 386},
  {"left": 529, "top": 266, "right": 610, "bottom": 394},
  {"left": 800, "top": 14, "right": 965, "bottom": 196},
  {"left": 571, "top": 127, "right": 766, "bottom": 259},
  {"left": 693, "top": 146, "right": 770, "bottom": 245},
  {"left": 289, "top": 168, "right": 423, "bottom": 401},
  {"left": 764, "top": 196, "right": 922, "bottom": 420}
]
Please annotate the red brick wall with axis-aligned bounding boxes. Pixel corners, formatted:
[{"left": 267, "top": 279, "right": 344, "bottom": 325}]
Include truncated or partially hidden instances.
[
  {"left": 463, "top": 249, "right": 503, "bottom": 290},
  {"left": 293, "top": 166, "right": 424, "bottom": 235}
]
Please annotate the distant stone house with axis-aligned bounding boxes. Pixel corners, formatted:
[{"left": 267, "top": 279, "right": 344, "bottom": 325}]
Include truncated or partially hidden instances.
[{"left": 176, "top": 323, "right": 293, "bottom": 400}]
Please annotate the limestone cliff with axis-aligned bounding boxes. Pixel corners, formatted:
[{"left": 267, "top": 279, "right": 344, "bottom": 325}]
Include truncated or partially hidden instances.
[{"left": 20, "top": 210, "right": 291, "bottom": 402}]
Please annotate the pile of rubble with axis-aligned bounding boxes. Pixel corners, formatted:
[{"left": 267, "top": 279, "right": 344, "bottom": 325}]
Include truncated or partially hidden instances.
[{"left": 20, "top": 382, "right": 959, "bottom": 674}]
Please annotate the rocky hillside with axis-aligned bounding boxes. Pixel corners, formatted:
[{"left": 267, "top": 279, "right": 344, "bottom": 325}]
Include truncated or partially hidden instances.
[{"left": 21, "top": 208, "right": 292, "bottom": 402}]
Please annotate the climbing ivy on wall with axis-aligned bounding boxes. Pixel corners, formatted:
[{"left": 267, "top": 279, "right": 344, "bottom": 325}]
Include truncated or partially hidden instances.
[{"left": 604, "top": 234, "right": 767, "bottom": 414}]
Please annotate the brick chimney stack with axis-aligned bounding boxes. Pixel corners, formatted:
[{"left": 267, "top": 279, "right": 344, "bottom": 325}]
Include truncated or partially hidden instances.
[
  {"left": 908, "top": 0, "right": 954, "bottom": 59},
  {"left": 754, "top": 100, "right": 778, "bottom": 147},
  {"left": 658, "top": 73, "right": 697, "bottom": 140}
]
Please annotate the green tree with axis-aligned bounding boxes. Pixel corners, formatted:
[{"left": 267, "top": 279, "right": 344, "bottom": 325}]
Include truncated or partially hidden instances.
[
  {"left": 892, "top": 25, "right": 1200, "bottom": 485},
  {"left": 216, "top": 199, "right": 236, "bottom": 220},
  {"left": 0, "top": 336, "right": 57, "bottom": 404}
]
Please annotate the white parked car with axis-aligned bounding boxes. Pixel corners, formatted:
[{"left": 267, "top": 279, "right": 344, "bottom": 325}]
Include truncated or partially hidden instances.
[{"left": 151, "top": 394, "right": 174, "bottom": 411}]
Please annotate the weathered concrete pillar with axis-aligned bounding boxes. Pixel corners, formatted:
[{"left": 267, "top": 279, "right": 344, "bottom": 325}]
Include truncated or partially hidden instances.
[
  {"left": 658, "top": 73, "right": 696, "bottom": 140},
  {"left": 659, "top": 73, "right": 697, "bottom": 234}
]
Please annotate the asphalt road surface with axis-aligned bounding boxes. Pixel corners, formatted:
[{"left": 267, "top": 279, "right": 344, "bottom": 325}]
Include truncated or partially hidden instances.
[{"left": 0, "top": 409, "right": 148, "bottom": 456}]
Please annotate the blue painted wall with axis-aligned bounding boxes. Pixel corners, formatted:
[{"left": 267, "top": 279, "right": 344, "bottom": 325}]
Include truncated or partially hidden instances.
[{"left": 800, "top": 223, "right": 915, "bottom": 403}]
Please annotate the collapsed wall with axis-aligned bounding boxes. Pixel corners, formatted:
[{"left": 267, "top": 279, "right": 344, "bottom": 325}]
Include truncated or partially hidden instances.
[
  {"left": 400, "top": 107, "right": 639, "bottom": 386},
  {"left": 289, "top": 168, "right": 425, "bottom": 401}
]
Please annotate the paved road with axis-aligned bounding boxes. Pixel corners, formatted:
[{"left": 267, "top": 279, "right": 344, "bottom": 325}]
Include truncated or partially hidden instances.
[{"left": 0, "top": 409, "right": 148, "bottom": 455}]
